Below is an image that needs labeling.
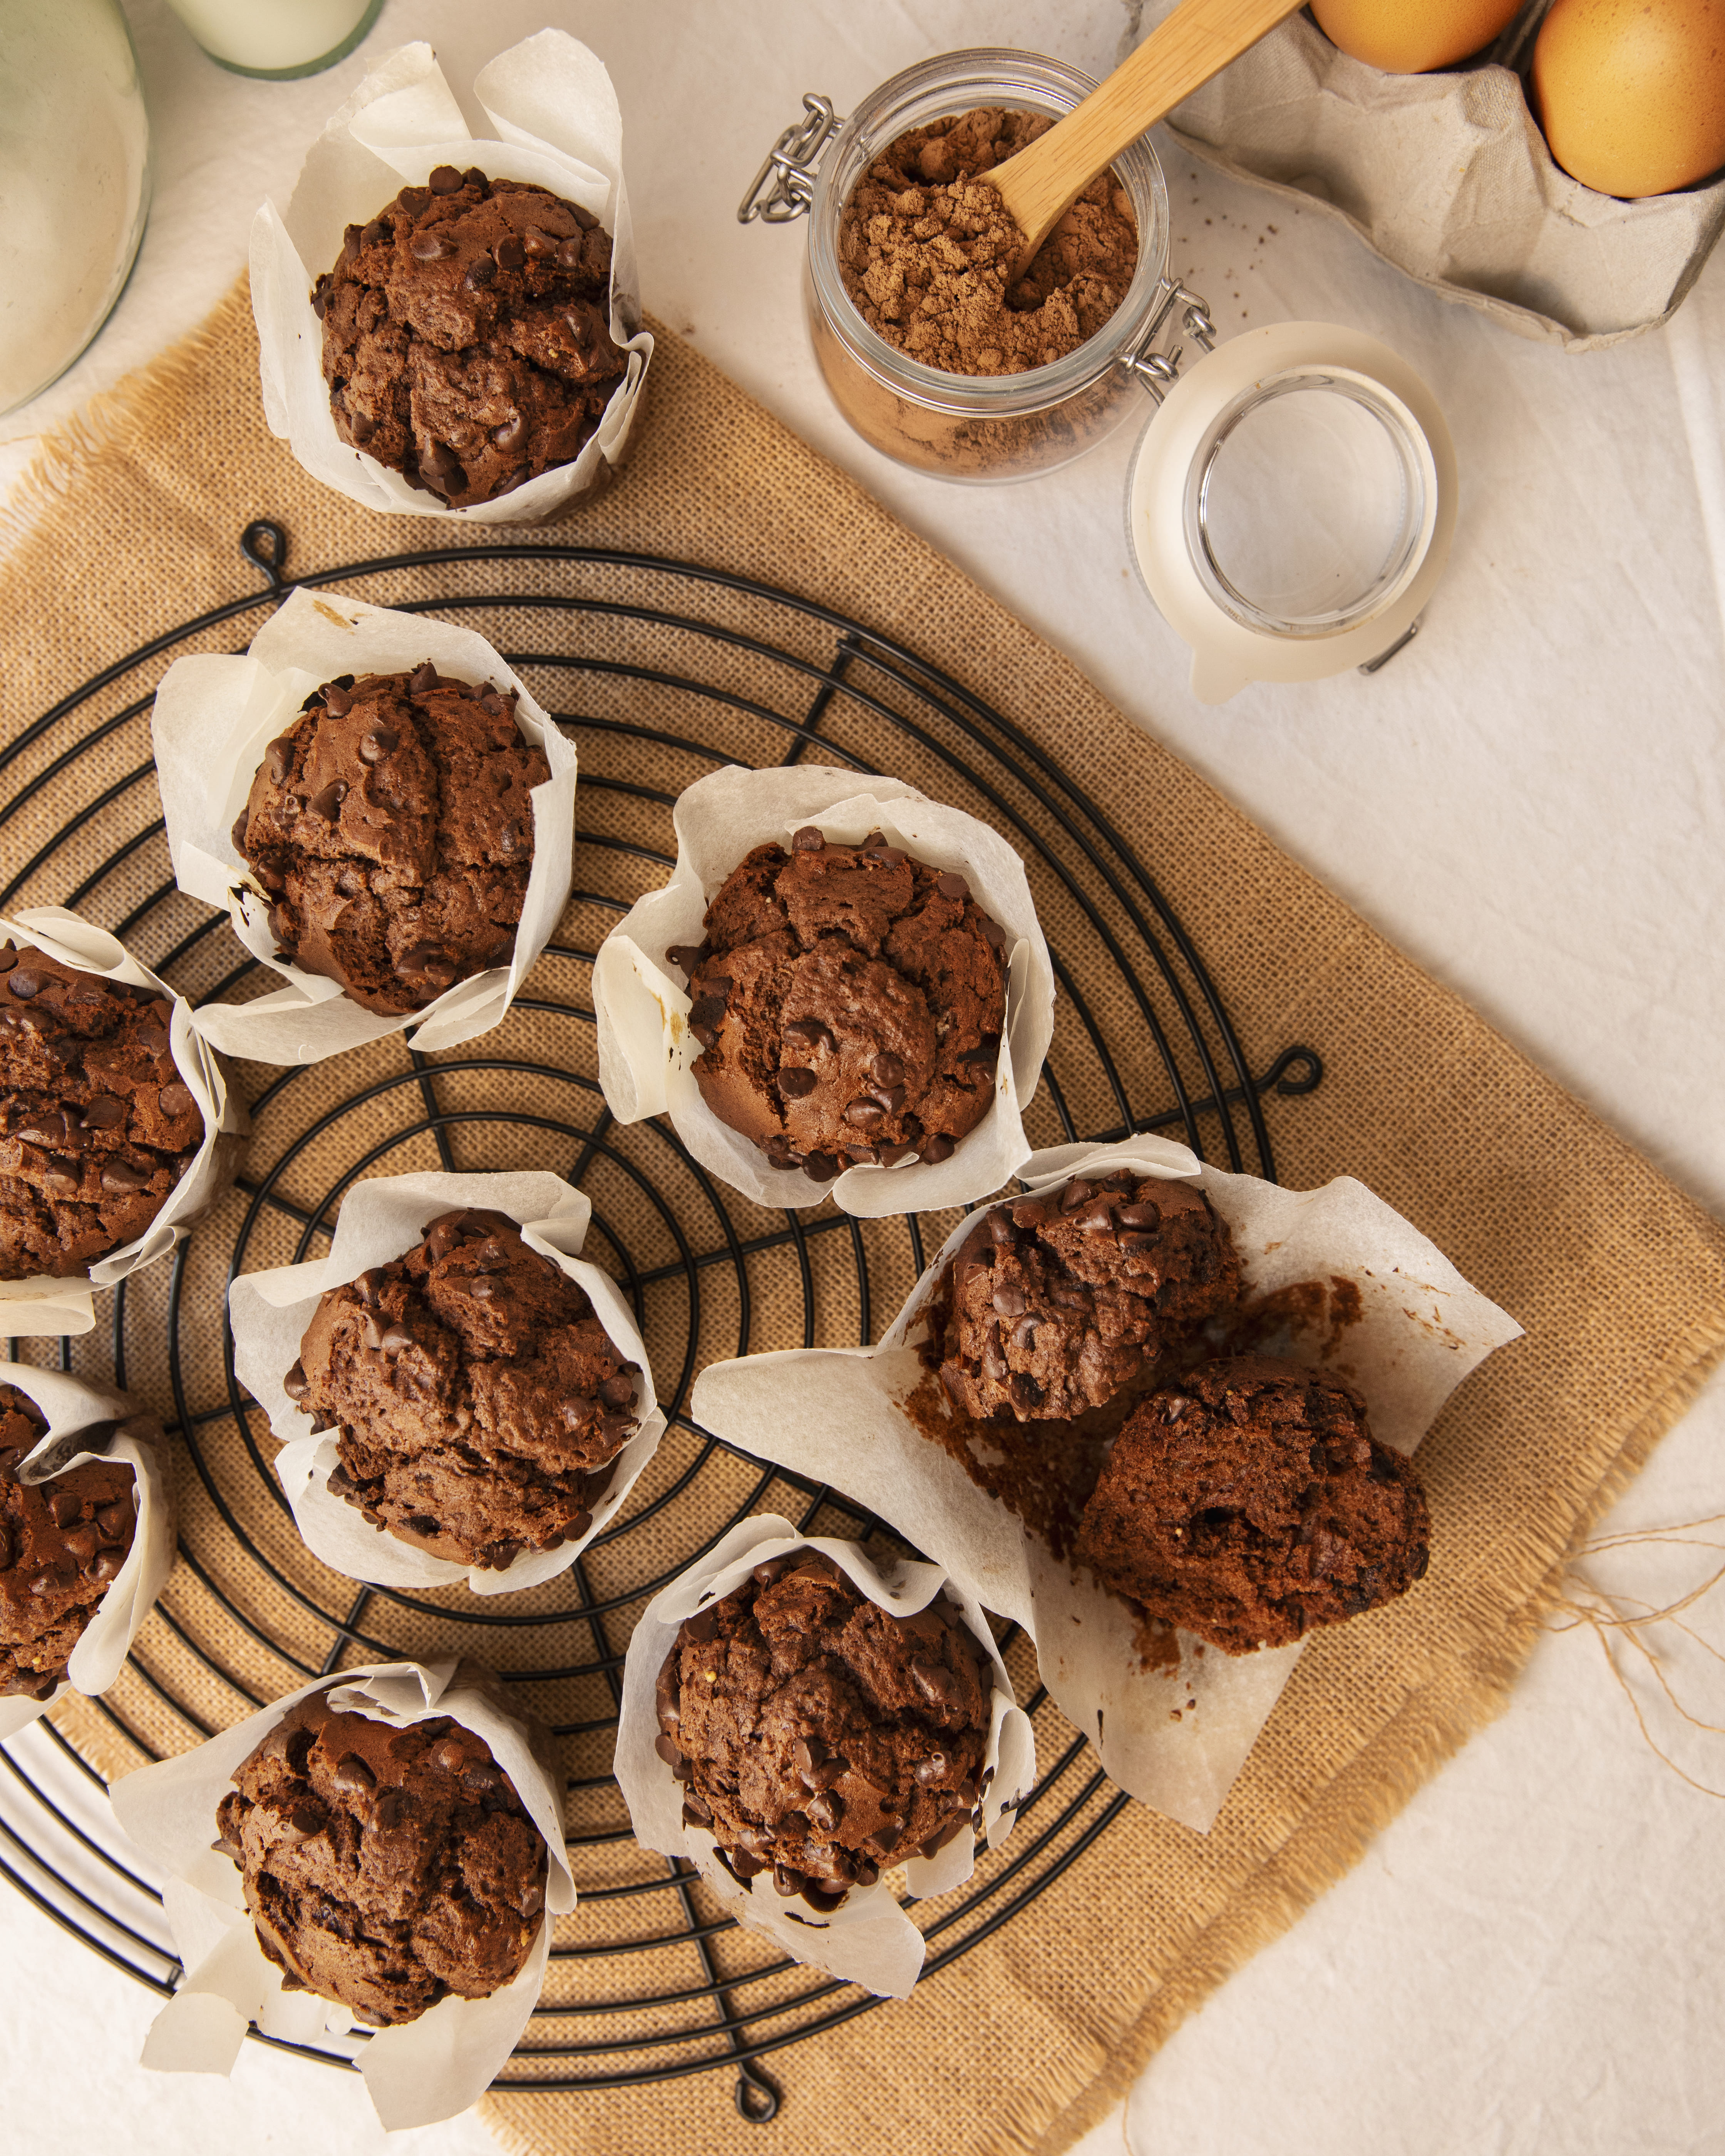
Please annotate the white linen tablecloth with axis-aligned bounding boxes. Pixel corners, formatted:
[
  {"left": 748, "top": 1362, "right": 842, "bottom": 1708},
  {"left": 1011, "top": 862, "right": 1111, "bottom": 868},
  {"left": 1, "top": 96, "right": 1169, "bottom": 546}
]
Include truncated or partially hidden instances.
[{"left": 3, "top": 3, "right": 1721, "bottom": 2151}]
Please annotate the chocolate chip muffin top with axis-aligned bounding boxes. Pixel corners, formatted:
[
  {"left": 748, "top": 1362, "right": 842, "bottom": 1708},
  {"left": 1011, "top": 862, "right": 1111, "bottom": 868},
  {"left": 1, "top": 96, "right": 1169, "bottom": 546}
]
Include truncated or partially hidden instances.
[
  {"left": 1076, "top": 1356, "right": 1432, "bottom": 1655},
  {"left": 231, "top": 663, "right": 549, "bottom": 1018},
  {"left": 0, "top": 1382, "right": 136, "bottom": 1698},
  {"left": 932, "top": 1170, "right": 1240, "bottom": 1422},
  {"left": 314, "top": 163, "right": 627, "bottom": 508},
  {"left": 656, "top": 1549, "right": 992, "bottom": 1913},
  {"left": 668, "top": 827, "right": 1010, "bottom": 1185},
  {"left": 215, "top": 1697, "right": 548, "bottom": 2027},
  {"left": 289, "top": 1207, "right": 642, "bottom": 1570},
  {"left": 0, "top": 944, "right": 203, "bottom": 1281}
]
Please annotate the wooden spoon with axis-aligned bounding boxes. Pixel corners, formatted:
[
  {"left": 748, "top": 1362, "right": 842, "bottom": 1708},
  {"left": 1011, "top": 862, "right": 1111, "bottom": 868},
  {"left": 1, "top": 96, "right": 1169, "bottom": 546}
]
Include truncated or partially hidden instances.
[{"left": 987, "top": 0, "right": 1304, "bottom": 275}]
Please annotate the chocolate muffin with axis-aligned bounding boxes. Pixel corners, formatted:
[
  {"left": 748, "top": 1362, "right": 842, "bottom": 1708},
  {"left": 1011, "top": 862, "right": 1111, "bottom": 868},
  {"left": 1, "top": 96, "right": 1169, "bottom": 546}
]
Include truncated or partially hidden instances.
[
  {"left": 931, "top": 1168, "right": 1240, "bottom": 1422},
  {"left": 0, "top": 1383, "right": 136, "bottom": 1698},
  {"left": 313, "top": 163, "right": 627, "bottom": 508},
  {"left": 214, "top": 1698, "right": 548, "bottom": 2026},
  {"left": 0, "top": 944, "right": 203, "bottom": 1280},
  {"left": 668, "top": 827, "right": 1010, "bottom": 1183},
  {"left": 1076, "top": 1356, "right": 1431, "bottom": 1655},
  {"left": 288, "top": 1208, "right": 642, "bottom": 1570},
  {"left": 231, "top": 663, "right": 550, "bottom": 1018},
  {"left": 655, "top": 1549, "right": 993, "bottom": 1912}
]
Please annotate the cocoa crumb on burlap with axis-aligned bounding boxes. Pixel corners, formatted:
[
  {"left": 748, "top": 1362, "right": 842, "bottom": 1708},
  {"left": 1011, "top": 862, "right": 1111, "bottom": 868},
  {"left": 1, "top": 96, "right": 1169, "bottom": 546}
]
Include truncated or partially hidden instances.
[{"left": 837, "top": 107, "right": 1139, "bottom": 377}]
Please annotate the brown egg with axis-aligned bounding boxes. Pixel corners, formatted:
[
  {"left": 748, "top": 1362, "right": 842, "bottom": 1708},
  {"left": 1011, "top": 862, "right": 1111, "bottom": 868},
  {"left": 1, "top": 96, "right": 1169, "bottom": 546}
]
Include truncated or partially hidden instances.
[
  {"left": 1310, "top": 0, "right": 1526, "bottom": 73},
  {"left": 1534, "top": 0, "right": 1725, "bottom": 197}
]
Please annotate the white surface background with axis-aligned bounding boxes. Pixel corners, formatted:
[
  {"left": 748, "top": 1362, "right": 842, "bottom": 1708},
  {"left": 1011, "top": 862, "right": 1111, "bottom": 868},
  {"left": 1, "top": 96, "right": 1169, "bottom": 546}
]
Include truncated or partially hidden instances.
[{"left": 2, "top": 2, "right": 1722, "bottom": 2151}]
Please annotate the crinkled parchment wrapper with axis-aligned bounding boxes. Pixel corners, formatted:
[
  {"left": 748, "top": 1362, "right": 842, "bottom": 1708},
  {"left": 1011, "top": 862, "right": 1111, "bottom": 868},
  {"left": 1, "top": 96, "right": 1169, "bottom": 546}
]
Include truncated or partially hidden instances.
[
  {"left": 692, "top": 1137, "right": 1524, "bottom": 1833},
  {"left": 614, "top": 1513, "right": 1035, "bottom": 2000},
  {"left": 593, "top": 765, "right": 1056, "bottom": 1217},
  {"left": 250, "top": 30, "right": 653, "bottom": 521},
  {"left": 1153, "top": 0, "right": 1725, "bottom": 350},
  {"left": 109, "top": 1659, "right": 575, "bottom": 2130},
  {"left": 0, "top": 1363, "right": 175, "bottom": 1740},
  {"left": 228, "top": 1170, "right": 665, "bottom": 1597},
  {"left": 0, "top": 908, "right": 244, "bottom": 1336},
  {"left": 151, "top": 585, "right": 577, "bottom": 1065}
]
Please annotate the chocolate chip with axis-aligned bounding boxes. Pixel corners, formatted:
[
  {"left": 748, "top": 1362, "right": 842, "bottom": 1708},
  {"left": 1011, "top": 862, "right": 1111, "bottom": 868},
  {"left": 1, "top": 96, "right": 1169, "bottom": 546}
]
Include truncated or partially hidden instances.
[
  {"left": 665, "top": 944, "right": 703, "bottom": 976},
  {"left": 159, "top": 1082, "right": 194, "bottom": 1118},
  {"left": 100, "top": 1158, "right": 151, "bottom": 1193},
  {"left": 682, "top": 1794, "right": 713, "bottom": 1830},
  {"left": 7, "top": 970, "right": 41, "bottom": 998},
  {"left": 653, "top": 1732, "right": 685, "bottom": 1774},
  {"left": 772, "top": 1863, "right": 808, "bottom": 1898},
  {"left": 494, "top": 235, "right": 526, "bottom": 270},
  {"left": 428, "top": 163, "right": 463, "bottom": 195},
  {"left": 310, "top": 1412, "right": 337, "bottom": 1435},
  {"left": 95, "top": 1500, "right": 131, "bottom": 1543},
  {"left": 468, "top": 1277, "right": 497, "bottom": 1301},
  {"left": 353, "top": 1269, "right": 382, "bottom": 1307},
  {"left": 843, "top": 1097, "right": 883, "bottom": 1125},
  {"left": 863, "top": 1818, "right": 903, "bottom": 1858},
  {"left": 919, "top": 1133, "right": 955, "bottom": 1165},
  {"left": 462, "top": 252, "right": 498, "bottom": 292},
  {"left": 87, "top": 1548, "right": 124, "bottom": 1584},
  {"left": 1115, "top": 1200, "right": 1162, "bottom": 1230},
  {"left": 373, "top": 1788, "right": 410, "bottom": 1830},
  {"left": 397, "top": 942, "right": 458, "bottom": 988},
  {"left": 464, "top": 1761, "right": 504, "bottom": 1796},
  {"left": 136, "top": 1023, "right": 168, "bottom": 1056},
  {"left": 0, "top": 1523, "right": 13, "bottom": 1569},
  {"left": 777, "top": 1066, "right": 817, "bottom": 1099},
  {"left": 291, "top": 1804, "right": 325, "bottom": 1838},
  {"left": 42, "top": 1157, "right": 79, "bottom": 1196},
  {"left": 979, "top": 916, "right": 1007, "bottom": 949},
  {"left": 409, "top": 230, "right": 450, "bottom": 261},
  {"left": 991, "top": 1282, "right": 1026, "bottom": 1317},
  {"left": 419, "top": 441, "right": 464, "bottom": 494},
  {"left": 683, "top": 1606, "right": 719, "bottom": 1644},
  {"left": 960, "top": 1034, "right": 1002, "bottom": 1073},
  {"left": 806, "top": 1790, "right": 844, "bottom": 1834},
  {"left": 936, "top": 871, "right": 969, "bottom": 901},
  {"left": 790, "top": 825, "right": 824, "bottom": 852},
  {"left": 910, "top": 1658, "right": 960, "bottom": 1709},
  {"left": 523, "top": 224, "right": 556, "bottom": 256},
  {"left": 358, "top": 727, "right": 397, "bottom": 764},
  {"left": 869, "top": 1051, "right": 905, "bottom": 1088},
  {"left": 801, "top": 1152, "right": 840, "bottom": 1182},
  {"left": 488, "top": 412, "right": 526, "bottom": 454},
  {"left": 332, "top": 1753, "right": 376, "bottom": 1798},
  {"left": 379, "top": 1322, "right": 414, "bottom": 1354},
  {"left": 783, "top": 1017, "right": 833, "bottom": 1051},
  {"left": 47, "top": 1486, "right": 80, "bottom": 1527},
  {"left": 1060, "top": 1177, "right": 1094, "bottom": 1212}
]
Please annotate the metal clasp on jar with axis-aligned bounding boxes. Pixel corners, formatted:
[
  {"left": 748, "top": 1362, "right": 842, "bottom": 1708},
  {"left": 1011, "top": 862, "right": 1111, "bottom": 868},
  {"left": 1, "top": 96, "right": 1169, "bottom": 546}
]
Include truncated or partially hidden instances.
[
  {"left": 1121, "top": 280, "right": 1217, "bottom": 403},
  {"left": 739, "top": 94, "right": 845, "bottom": 224}
]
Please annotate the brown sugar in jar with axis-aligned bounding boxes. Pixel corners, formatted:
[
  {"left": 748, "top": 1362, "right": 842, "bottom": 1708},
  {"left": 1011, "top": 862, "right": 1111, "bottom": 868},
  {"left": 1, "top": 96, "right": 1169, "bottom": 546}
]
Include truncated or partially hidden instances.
[
  {"left": 799, "top": 50, "right": 1173, "bottom": 483},
  {"left": 837, "top": 108, "right": 1140, "bottom": 380}
]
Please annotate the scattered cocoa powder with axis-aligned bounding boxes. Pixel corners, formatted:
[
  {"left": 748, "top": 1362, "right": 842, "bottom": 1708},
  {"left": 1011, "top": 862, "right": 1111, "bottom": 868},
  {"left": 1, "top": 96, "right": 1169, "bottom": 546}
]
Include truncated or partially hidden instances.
[{"left": 837, "top": 107, "right": 1140, "bottom": 378}]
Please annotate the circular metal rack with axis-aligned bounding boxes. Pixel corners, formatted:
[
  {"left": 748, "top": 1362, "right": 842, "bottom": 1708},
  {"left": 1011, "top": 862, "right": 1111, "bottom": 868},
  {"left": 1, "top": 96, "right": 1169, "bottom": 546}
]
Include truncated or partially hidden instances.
[{"left": 0, "top": 524, "right": 1320, "bottom": 2124}]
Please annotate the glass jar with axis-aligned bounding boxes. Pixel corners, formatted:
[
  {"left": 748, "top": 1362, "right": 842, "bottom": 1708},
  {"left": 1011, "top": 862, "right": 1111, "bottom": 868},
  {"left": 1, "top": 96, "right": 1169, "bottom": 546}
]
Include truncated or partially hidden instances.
[
  {"left": 764, "top": 49, "right": 1176, "bottom": 485},
  {"left": 0, "top": 0, "right": 151, "bottom": 418}
]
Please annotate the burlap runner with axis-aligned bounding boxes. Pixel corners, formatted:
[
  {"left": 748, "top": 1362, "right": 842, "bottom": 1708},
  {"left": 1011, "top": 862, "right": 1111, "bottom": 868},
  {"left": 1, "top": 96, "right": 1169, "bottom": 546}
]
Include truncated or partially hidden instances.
[{"left": 2, "top": 283, "right": 1722, "bottom": 2156}]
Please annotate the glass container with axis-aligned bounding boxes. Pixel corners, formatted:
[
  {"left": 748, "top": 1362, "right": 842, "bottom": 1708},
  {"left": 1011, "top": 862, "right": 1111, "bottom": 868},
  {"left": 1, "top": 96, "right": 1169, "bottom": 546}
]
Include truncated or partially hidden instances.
[
  {"left": 772, "top": 49, "right": 1174, "bottom": 484},
  {"left": 0, "top": 0, "right": 151, "bottom": 418}
]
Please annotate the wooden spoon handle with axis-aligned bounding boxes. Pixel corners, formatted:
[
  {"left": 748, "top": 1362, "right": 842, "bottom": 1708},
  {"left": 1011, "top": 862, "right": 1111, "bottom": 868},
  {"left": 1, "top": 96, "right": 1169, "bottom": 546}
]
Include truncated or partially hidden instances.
[{"left": 990, "top": 0, "right": 1303, "bottom": 258}]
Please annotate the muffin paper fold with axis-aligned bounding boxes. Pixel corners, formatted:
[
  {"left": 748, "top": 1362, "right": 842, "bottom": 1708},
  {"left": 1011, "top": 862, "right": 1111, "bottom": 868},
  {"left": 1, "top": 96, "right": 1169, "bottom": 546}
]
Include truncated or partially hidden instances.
[
  {"left": 690, "top": 1138, "right": 1523, "bottom": 1832},
  {"left": 109, "top": 1659, "right": 575, "bottom": 2130},
  {"left": 151, "top": 586, "right": 578, "bottom": 1065},
  {"left": 250, "top": 31, "right": 653, "bottom": 524},
  {"left": 614, "top": 1513, "right": 1036, "bottom": 1999},
  {"left": 0, "top": 1363, "right": 175, "bottom": 1739},
  {"left": 593, "top": 765, "right": 1057, "bottom": 1215},
  {"left": 228, "top": 1170, "right": 665, "bottom": 1596},
  {"left": 0, "top": 909, "right": 244, "bottom": 1336}
]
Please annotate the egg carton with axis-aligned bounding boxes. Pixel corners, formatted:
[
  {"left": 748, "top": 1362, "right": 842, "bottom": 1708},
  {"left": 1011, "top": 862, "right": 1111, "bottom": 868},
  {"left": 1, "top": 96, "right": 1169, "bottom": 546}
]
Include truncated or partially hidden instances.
[{"left": 1154, "top": 0, "right": 1725, "bottom": 350}]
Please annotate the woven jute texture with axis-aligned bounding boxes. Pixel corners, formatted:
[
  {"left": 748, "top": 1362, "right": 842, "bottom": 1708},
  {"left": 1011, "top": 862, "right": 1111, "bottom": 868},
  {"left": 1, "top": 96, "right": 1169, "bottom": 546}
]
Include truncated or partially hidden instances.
[{"left": 3, "top": 282, "right": 1723, "bottom": 2156}]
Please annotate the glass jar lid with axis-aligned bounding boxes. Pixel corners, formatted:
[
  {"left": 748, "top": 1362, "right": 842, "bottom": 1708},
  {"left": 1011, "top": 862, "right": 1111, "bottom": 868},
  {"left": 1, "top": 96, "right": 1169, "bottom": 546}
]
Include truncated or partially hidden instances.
[{"left": 1127, "top": 323, "right": 1457, "bottom": 701}]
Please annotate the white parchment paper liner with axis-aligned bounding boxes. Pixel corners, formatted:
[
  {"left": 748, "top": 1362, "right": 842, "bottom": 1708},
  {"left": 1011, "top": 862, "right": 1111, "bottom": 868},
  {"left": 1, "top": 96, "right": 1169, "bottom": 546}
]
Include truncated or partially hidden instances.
[
  {"left": 228, "top": 1170, "right": 664, "bottom": 1596},
  {"left": 109, "top": 1659, "right": 575, "bottom": 2129},
  {"left": 692, "top": 1138, "right": 1524, "bottom": 1832},
  {"left": 614, "top": 1513, "right": 1035, "bottom": 1999},
  {"left": 151, "top": 585, "right": 577, "bottom": 1065},
  {"left": 250, "top": 32, "right": 653, "bottom": 522},
  {"left": 0, "top": 908, "right": 243, "bottom": 1336},
  {"left": 594, "top": 766, "right": 1056, "bottom": 1216},
  {"left": 0, "top": 1363, "right": 174, "bottom": 1739}
]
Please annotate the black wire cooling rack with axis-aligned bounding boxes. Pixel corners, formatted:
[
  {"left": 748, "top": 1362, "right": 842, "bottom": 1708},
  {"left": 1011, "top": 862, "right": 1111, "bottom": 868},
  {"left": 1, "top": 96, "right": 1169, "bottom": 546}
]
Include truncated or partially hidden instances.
[{"left": 0, "top": 522, "right": 1321, "bottom": 2124}]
